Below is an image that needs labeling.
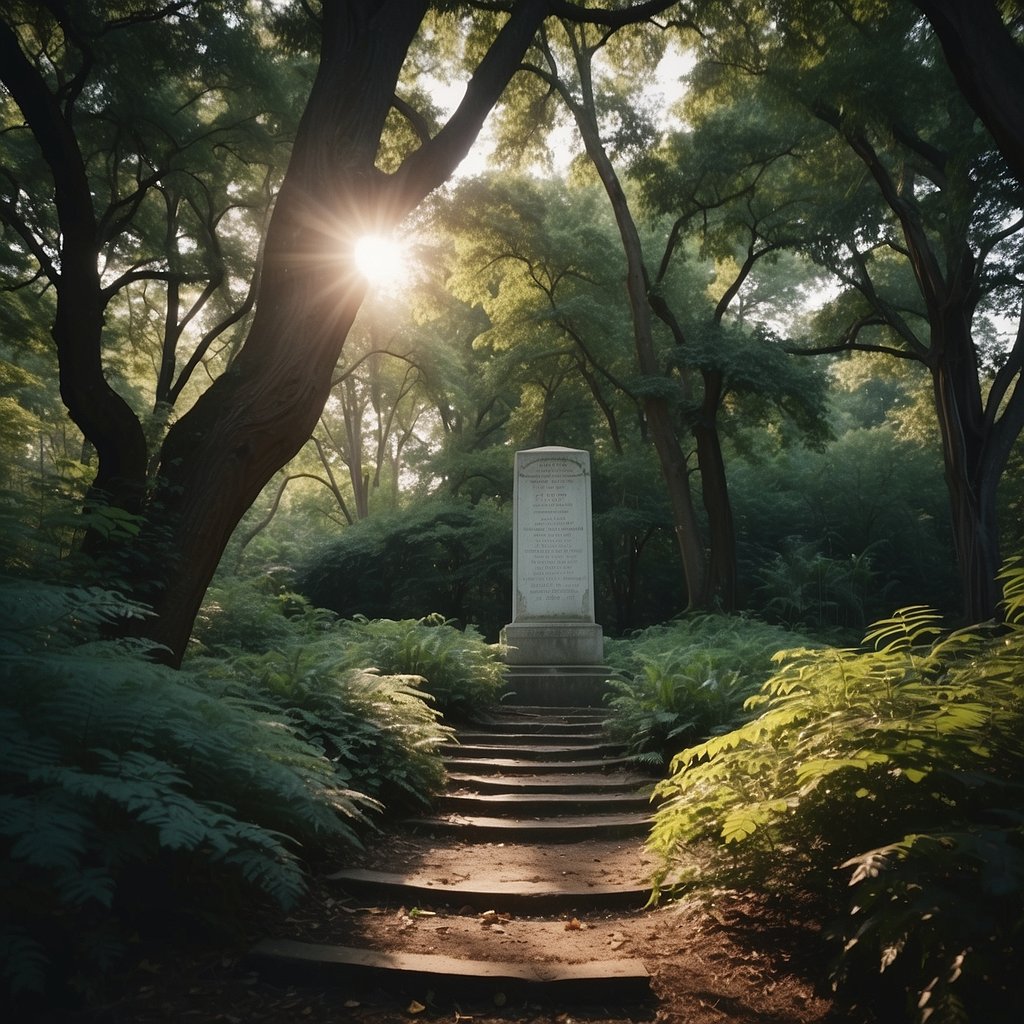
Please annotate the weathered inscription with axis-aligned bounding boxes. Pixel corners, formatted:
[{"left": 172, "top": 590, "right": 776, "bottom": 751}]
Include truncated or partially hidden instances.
[{"left": 514, "top": 451, "right": 592, "bottom": 620}]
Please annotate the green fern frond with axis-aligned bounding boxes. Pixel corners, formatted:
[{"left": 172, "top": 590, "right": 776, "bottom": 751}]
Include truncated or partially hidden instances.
[
  {"left": 648, "top": 566, "right": 1024, "bottom": 1024},
  {"left": 862, "top": 606, "right": 944, "bottom": 651},
  {"left": 0, "top": 926, "right": 48, "bottom": 995}
]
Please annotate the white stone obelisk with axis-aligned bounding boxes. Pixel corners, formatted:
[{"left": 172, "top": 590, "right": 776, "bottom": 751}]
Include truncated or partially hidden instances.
[{"left": 501, "top": 447, "right": 603, "bottom": 666}]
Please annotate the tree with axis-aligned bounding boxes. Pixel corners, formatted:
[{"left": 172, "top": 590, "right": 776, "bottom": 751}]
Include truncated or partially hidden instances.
[
  {"left": 509, "top": 17, "right": 830, "bottom": 610},
  {"left": 529, "top": 19, "right": 715, "bottom": 609},
  {"left": 1, "top": 0, "right": 678, "bottom": 664},
  {"left": 911, "top": 0, "right": 1024, "bottom": 187},
  {"left": 676, "top": 0, "right": 1024, "bottom": 620}
]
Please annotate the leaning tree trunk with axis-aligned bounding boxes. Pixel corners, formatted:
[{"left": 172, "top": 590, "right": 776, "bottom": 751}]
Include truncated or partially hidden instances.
[
  {"left": 565, "top": 68, "right": 708, "bottom": 610},
  {"left": 137, "top": 0, "right": 554, "bottom": 663}
]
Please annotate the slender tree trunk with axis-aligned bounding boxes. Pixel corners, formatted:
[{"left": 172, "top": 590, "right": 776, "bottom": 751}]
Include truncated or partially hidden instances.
[
  {"left": 566, "top": 64, "right": 707, "bottom": 609},
  {"left": 694, "top": 368, "right": 737, "bottom": 610}
]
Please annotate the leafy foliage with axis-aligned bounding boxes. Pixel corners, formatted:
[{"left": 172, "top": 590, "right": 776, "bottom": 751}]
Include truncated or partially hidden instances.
[
  {"left": 603, "top": 615, "right": 812, "bottom": 764},
  {"left": 649, "top": 563, "right": 1024, "bottom": 1023},
  {"left": 296, "top": 496, "right": 512, "bottom": 640},
  {"left": 752, "top": 539, "right": 883, "bottom": 634},
  {"left": 0, "top": 578, "right": 370, "bottom": 998},
  {"left": 190, "top": 573, "right": 333, "bottom": 654},
  {"left": 333, "top": 613, "right": 505, "bottom": 721},
  {"left": 192, "top": 577, "right": 504, "bottom": 722},
  {"left": 191, "top": 639, "right": 452, "bottom": 813}
]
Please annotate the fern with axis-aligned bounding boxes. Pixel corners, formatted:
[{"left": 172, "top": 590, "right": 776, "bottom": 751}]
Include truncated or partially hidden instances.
[
  {"left": 189, "top": 622, "right": 455, "bottom": 813},
  {"left": 0, "top": 577, "right": 368, "bottom": 998},
  {"left": 192, "top": 581, "right": 504, "bottom": 720},
  {"left": 603, "top": 614, "right": 813, "bottom": 763},
  {"left": 332, "top": 612, "right": 505, "bottom": 719},
  {"left": 649, "top": 562, "right": 1024, "bottom": 1024}
]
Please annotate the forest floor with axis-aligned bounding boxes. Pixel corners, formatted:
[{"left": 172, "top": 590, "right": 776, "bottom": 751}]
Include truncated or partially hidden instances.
[{"left": 41, "top": 831, "right": 873, "bottom": 1024}]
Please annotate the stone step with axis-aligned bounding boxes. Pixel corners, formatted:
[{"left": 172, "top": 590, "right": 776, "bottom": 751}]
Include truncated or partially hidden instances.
[
  {"left": 249, "top": 938, "right": 651, "bottom": 1003},
  {"left": 501, "top": 669, "right": 614, "bottom": 708},
  {"left": 444, "top": 755, "right": 634, "bottom": 775},
  {"left": 446, "top": 770, "right": 653, "bottom": 794},
  {"left": 487, "top": 705, "right": 608, "bottom": 722},
  {"left": 454, "top": 730, "right": 608, "bottom": 746},
  {"left": 439, "top": 791, "right": 651, "bottom": 817},
  {"left": 469, "top": 716, "right": 608, "bottom": 736},
  {"left": 442, "top": 741, "right": 623, "bottom": 761},
  {"left": 406, "top": 812, "right": 653, "bottom": 841},
  {"left": 324, "top": 867, "right": 652, "bottom": 913}
]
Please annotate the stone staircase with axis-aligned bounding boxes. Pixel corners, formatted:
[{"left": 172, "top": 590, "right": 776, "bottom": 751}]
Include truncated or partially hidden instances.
[{"left": 249, "top": 705, "right": 659, "bottom": 1009}]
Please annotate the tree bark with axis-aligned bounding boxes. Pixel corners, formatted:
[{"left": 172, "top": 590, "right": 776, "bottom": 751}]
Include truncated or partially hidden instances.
[
  {"left": 694, "top": 368, "right": 737, "bottom": 610},
  {"left": 0, "top": 19, "right": 149, "bottom": 514},
  {"left": 139, "top": 0, "right": 555, "bottom": 662},
  {"left": 913, "top": 0, "right": 1024, "bottom": 187}
]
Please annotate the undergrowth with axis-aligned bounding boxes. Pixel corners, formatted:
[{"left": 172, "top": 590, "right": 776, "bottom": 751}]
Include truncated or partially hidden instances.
[
  {"left": 193, "top": 580, "right": 504, "bottom": 721},
  {"left": 650, "top": 562, "right": 1024, "bottom": 1024},
  {"left": 0, "top": 563, "right": 498, "bottom": 1005},
  {"left": 602, "top": 614, "right": 813, "bottom": 764},
  {"left": 331, "top": 612, "right": 505, "bottom": 720},
  {"left": 192, "top": 641, "right": 451, "bottom": 812},
  {"left": 0, "top": 578, "right": 368, "bottom": 1001}
]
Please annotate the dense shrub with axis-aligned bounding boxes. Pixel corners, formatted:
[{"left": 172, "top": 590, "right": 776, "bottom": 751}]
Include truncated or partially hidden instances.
[
  {"left": 333, "top": 613, "right": 505, "bottom": 720},
  {"left": 189, "top": 574, "right": 328, "bottom": 654},
  {"left": 192, "top": 580, "right": 505, "bottom": 721},
  {"left": 602, "top": 615, "right": 813, "bottom": 764},
  {"left": 649, "top": 564, "right": 1024, "bottom": 1024},
  {"left": 0, "top": 579, "right": 367, "bottom": 1000},
  {"left": 192, "top": 638, "right": 452, "bottom": 812},
  {"left": 295, "top": 496, "right": 512, "bottom": 640}
]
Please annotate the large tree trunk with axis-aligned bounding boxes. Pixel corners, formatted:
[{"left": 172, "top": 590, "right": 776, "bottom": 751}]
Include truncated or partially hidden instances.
[
  {"left": 0, "top": 19, "right": 149, "bottom": 517},
  {"left": 138, "top": 0, "right": 554, "bottom": 662},
  {"left": 913, "top": 0, "right": 1024, "bottom": 187},
  {"left": 932, "top": 339, "right": 1002, "bottom": 622}
]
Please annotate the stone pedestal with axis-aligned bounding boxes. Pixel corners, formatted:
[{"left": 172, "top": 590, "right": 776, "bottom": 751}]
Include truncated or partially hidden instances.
[
  {"left": 501, "top": 447, "right": 608, "bottom": 704},
  {"left": 501, "top": 665, "right": 613, "bottom": 707},
  {"left": 501, "top": 622, "right": 603, "bottom": 665}
]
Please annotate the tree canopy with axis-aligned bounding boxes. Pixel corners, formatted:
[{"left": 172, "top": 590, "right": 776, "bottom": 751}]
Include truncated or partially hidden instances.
[{"left": 2, "top": 0, "right": 1022, "bottom": 650}]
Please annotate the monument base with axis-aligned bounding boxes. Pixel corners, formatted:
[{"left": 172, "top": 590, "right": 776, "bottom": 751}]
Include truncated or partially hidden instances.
[
  {"left": 501, "top": 665, "right": 613, "bottom": 707},
  {"left": 501, "top": 621, "right": 604, "bottom": 665}
]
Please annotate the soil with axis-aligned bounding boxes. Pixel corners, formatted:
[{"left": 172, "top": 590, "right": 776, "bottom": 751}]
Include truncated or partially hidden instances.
[{"left": 36, "top": 830, "right": 870, "bottom": 1024}]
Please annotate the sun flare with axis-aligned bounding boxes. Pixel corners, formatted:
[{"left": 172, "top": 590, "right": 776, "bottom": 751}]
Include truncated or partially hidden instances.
[{"left": 354, "top": 234, "right": 407, "bottom": 285}]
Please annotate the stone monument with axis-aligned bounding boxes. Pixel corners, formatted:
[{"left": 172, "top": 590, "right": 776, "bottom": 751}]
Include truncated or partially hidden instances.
[{"left": 501, "top": 447, "right": 608, "bottom": 704}]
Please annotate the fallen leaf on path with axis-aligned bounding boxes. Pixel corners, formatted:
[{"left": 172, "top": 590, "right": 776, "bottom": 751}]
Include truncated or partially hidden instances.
[{"left": 407, "top": 999, "right": 426, "bottom": 1014}]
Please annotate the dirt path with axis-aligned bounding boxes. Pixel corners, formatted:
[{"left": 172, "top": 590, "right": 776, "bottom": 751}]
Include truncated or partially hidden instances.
[
  {"left": 243, "top": 707, "right": 851, "bottom": 1024},
  {"left": 47, "top": 707, "right": 858, "bottom": 1024}
]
